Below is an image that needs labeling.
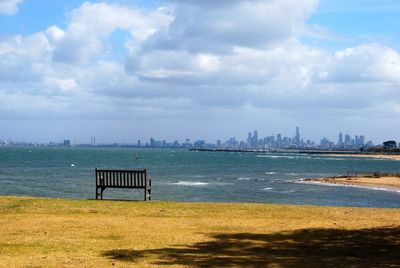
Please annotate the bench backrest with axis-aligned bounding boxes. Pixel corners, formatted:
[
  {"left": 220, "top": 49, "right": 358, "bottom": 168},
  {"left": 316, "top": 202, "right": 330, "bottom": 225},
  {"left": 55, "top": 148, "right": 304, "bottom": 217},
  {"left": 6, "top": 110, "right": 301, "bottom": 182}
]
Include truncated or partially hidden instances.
[{"left": 96, "top": 169, "right": 147, "bottom": 188}]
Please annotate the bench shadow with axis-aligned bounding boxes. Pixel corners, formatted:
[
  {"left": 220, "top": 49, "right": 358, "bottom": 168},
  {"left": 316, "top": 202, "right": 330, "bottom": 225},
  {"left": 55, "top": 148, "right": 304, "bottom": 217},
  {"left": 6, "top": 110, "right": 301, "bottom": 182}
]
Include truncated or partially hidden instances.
[{"left": 102, "top": 226, "right": 400, "bottom": 267}]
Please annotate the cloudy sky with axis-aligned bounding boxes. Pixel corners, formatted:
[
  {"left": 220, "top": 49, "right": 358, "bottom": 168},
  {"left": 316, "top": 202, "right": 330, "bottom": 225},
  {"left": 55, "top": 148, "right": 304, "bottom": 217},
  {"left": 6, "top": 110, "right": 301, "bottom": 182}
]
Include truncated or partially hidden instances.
[{"left": 0, "top": 0, "right": 399, "bottom": 144}]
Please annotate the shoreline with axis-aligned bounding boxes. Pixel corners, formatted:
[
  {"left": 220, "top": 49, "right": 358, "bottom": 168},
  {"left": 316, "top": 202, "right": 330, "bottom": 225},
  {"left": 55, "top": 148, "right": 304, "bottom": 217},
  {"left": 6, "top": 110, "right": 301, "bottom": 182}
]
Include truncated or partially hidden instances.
[
  {"left": 303, "top": 175, "right": 400, "bottom": 192},
  {"left": 318, "top": 153, "right": 400, "bottom": 160}
]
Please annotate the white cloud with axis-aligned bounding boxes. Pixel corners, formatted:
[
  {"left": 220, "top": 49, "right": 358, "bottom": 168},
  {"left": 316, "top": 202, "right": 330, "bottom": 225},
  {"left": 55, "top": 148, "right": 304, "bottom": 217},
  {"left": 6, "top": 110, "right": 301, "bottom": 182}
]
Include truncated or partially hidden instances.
[
  {"left": 321, "top": 44, "right": 400, "bottom": 84},
  {"left": 142, "top": 0, "right": 318, "bottom": 54},
  {"left": 0, "top": 0, "right": 399, "bottom": 142},
  {"left": 51, "top": 2, "right": 172, "bottom": 64},
  {"left": 0, "top": 0, "right": 23, "bottom": 15}
]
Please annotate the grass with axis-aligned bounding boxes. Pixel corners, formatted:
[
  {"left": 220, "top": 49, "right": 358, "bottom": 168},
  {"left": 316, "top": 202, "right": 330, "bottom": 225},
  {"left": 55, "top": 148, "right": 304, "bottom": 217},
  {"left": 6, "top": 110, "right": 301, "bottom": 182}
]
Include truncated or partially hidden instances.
[{"left": 0, "top": 196, "right": 399, "bottom": 267}]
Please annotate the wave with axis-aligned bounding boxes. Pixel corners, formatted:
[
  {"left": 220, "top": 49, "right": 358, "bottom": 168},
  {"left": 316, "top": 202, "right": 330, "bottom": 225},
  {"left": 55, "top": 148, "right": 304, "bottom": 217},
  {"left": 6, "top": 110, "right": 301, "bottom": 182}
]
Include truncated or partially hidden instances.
[
  {"left": 265, "top": 172, "right": 277, "bottom": 175},
  {"left": 256, "top": 154, "right": 377, "bottom": 162},
  {"left": 169, "top": 181, "right": 209, "bottom": 186},
  {"left": 259, "top": 187, "right": 296, "bottom": 193},
  {"left": 311, "top": 157, "right": 347, "bottom": 161},
  {"left": 168, "top": 181, "right": 234, "bottom": 187},
  {"left": 282, "top": 172, "right": 299, "bottom": 176},
  {"left": 236, "top": 177, "right": 266, "bottom": 182},
  {"left": 236, "top": 177, "right": 252, "bottom": 181},
  {"left": 260, "top": 187, "right": 274, "bottom": 191},
  {"left": 257, "top": 155, "right": 297, "bottom": 159}
]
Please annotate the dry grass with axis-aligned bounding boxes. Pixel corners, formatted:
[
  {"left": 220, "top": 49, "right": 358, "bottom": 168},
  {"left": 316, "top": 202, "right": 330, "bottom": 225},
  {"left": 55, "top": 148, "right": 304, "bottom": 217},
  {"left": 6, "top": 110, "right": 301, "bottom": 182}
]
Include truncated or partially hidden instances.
[{"left": 0, "top": 196, "right": 399, "bottom": 267}]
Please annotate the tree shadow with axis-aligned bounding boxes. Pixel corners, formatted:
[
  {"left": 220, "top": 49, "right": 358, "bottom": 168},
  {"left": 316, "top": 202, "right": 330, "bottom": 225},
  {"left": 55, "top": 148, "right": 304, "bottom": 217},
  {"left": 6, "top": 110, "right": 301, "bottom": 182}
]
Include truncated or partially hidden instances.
[{"left": 102, "top": 226, "right": 400, "bottom": 267}]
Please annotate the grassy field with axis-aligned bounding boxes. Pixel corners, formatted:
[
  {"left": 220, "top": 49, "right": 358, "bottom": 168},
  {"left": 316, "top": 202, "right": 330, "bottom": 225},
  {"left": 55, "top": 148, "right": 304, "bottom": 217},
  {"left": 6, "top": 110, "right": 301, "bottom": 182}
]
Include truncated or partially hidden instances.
[{"left": 1, "top": 196, "right": 399, "bottom": 267}]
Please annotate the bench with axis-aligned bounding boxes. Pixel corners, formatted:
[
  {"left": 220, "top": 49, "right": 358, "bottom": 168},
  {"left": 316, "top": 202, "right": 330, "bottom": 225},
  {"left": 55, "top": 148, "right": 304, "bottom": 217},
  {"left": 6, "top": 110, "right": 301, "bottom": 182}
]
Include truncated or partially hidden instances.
[{"left": 95, "top": 169, "right": 151, "bottom": 201}]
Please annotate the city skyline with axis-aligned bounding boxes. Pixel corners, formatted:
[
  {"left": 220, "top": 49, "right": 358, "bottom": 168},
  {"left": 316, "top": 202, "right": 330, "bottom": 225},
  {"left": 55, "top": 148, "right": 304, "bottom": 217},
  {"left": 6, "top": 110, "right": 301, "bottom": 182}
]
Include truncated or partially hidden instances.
[
  {"left": 0, "top": 1, "right": 399, "bottom": 142},
  {"left": 0, "top": 126, "right": 379, "bottom": 150}
]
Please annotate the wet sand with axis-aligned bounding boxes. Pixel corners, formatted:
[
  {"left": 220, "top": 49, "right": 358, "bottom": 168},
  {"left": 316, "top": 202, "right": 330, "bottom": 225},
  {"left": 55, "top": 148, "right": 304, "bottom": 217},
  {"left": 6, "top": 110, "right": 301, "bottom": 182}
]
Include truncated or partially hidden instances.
[
  {"left": 305, "top": 176, "right": 400, "bottom": 191},
  {"left": 319, "top": 154, "right": 400, "bottom": 160}
]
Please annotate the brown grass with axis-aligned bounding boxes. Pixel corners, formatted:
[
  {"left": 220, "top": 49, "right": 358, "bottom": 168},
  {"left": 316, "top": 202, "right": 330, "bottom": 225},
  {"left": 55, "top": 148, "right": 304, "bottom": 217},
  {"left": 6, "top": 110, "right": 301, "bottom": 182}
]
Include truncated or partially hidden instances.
[{"left": 0, "top": 196, "right": 399, "bottom": 267}]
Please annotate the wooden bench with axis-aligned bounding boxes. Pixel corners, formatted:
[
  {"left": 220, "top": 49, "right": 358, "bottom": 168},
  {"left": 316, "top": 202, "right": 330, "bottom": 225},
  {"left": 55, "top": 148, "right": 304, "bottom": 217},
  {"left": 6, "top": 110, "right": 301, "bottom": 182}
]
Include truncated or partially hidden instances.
[{"left": 95, "top": 169, "right": 151, "bottom": 201}]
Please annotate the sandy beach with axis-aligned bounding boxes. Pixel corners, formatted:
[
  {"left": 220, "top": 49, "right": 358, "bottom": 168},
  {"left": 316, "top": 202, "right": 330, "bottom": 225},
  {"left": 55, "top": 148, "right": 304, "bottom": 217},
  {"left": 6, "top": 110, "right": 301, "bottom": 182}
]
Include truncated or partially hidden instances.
[
  {"left": 319, "top": 154, "right": 400, "bottom": 160},
  {"left": 304, "top": 176, "right": 400, "bottom": 191}
]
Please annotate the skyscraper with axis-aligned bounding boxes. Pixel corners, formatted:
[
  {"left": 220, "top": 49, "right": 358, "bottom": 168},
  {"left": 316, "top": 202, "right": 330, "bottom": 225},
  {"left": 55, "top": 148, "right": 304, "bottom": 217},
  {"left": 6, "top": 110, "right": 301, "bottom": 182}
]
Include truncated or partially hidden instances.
[
  {"left": 359, "top": 135, "right": 365, "bottom": 146},
  {"left": 247, "top": 132, "right": 252, "bottom": 147},
  {"left": 338, "top": 131, "right": 343, "bottom": 145},
  {"left": 345, "top": 134, "right": 351, "bottom": 147},
  {"left": 294, "top": 126, "right": 300, "bottom": 146},
  {"left": 253, "top": 130, "right": 258, "bottom": 147},
  {"left": 277, "top": 133, "right": 282, "bottom": 147}
]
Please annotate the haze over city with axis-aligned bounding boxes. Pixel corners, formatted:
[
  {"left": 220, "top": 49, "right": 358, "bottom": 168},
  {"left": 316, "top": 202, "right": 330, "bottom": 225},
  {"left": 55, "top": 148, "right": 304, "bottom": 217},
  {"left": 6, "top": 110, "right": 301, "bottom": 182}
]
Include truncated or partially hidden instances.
[{"left": 0, "top": 0, "right": 399, "bottom": 143}]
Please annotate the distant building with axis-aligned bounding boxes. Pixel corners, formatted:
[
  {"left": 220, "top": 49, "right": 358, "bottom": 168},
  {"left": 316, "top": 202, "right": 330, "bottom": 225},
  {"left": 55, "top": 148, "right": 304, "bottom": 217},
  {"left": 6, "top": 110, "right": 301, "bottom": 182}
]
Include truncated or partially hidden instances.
[
  {"left": 365, "top": 140, "right": 374, "bottom": 148},
  {"left": 344, "top": 134, "right": 351, "bottom": 147},
  {"left": 359, "top": 135, "right": 365, "bottom": 146},
  {"left": 91, "top": 136, "right": 96, "bottom": 146},
  {"left": 294, "top": 126, "right": 300, "bottom": 146},
  {"left": 194, "top": 140, "right": 205, "bottom": 148},
  {"left": 319, "top": 137, "right": 333, "bottom": 149},
  {"left": 276, "top": 133, "right": 282, "bottom": 147},
  {"left": 253, "top": 130, "right": 258, "bottom": 147},
  {"left": 63, "top": 140, "right": 71, "bottom": 146},
  {"left": 338, "top": 131, "right": 343, "bottom": 146},
  {"left": 247, "top": 132, "right": 252, "bottom": 147},
  {"left": 217, "top": 140, "right": 221, "bottom": 148}
]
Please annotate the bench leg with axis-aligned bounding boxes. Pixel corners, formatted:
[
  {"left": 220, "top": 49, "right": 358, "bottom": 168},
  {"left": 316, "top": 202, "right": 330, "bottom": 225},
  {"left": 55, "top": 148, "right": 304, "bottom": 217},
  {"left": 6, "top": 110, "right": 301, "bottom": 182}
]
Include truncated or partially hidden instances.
[
  {"left": 144, "top": 188, "right": 151, "bottom": 201},
  {"left": 96, "top": 187, "right": 104, "bottom": 200}
]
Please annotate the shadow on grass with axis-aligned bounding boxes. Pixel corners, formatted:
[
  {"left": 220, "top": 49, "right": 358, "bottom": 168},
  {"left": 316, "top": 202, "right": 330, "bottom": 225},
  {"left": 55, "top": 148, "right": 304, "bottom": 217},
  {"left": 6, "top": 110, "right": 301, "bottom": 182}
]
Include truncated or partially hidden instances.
[{"left": 102, "top": 227, "right": 400, "bottom": 267}]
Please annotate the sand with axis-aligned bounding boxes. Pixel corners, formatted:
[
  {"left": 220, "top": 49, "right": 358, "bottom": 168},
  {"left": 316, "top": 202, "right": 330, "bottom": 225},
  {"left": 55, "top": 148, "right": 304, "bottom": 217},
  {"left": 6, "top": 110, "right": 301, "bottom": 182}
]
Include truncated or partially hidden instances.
[
  {"left": 305, "top": 176, "right": 400, "bottom": 191},
  {"left": 319, "top": 154, "right": 400, "bottom": 160}
]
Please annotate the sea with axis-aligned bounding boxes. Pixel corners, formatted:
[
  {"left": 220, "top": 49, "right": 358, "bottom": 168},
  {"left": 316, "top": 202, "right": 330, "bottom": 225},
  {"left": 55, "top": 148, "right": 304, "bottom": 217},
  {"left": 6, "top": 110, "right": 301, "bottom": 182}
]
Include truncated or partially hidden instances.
[{"left": 0, "top": 146, "right": 399, "bottom": 208}]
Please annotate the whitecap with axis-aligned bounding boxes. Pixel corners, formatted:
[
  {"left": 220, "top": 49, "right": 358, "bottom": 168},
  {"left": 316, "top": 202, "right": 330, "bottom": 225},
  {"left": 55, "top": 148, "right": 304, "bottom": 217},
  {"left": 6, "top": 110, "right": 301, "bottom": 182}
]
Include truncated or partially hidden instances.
[
  {"left": 313, "top": 157, "right": 347, "bottom": 161},
  {"left": 257, "top": 155, "right": 297, "bottom": 159},
  {"left": 169, "top": 181, "right": 209, "bottom": 186},
  {"left": 260, "top": 187, "right": 274, "bottom": 191},
  {"left": 279, "top": 190, "right": 296, "bottom": 193},
  {"left": 265, "top": 172, "right": 277, "bottom": 175},
  {"left": 236, "top": 177, "right": 252, "bottom": 181}
]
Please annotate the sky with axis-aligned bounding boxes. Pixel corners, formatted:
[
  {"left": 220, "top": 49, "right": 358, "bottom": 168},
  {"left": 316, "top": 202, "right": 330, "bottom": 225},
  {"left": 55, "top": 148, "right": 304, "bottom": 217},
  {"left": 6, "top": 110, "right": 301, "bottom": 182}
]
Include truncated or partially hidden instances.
[{"left": 0, "top": 0, "right": 399, "bottom": 144}]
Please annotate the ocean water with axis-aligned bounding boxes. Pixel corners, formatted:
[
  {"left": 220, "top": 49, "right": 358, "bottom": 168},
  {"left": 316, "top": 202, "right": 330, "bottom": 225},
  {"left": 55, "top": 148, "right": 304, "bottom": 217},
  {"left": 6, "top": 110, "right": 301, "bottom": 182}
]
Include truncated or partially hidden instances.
[{"left": 0, "top": 147, "right": 399, "bottom": 208}]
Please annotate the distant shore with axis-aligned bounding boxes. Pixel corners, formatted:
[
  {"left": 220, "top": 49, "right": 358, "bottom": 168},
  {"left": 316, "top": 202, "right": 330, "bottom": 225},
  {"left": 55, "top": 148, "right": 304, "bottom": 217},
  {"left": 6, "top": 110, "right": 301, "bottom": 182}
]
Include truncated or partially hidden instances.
[{"left": 304, "top": 175, "right": 400, "bottom": 191}]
